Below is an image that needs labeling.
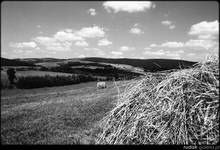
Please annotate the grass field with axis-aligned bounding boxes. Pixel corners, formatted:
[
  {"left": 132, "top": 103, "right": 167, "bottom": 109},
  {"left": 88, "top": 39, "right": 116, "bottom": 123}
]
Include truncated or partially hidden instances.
[
  {"left": 16, "top": 71, "right": 73, "bottom": 77},
  {"left": 1, "top": 80, "right": 129, "bottom": 144}
]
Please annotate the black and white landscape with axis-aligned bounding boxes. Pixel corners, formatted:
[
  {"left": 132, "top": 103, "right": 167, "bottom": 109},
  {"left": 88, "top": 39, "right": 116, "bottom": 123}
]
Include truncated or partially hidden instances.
[{"left": 1, "top": 1, "right": 219, "bottom": 145}]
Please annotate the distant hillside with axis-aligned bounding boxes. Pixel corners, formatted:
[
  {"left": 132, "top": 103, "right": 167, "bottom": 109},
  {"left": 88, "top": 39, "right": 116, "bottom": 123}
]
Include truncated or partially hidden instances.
[
  {"left": 1, "top": 57, "right": 35, "bottom": 66},
  {"left": 14, "top": 58, "right": 66, "bottom": 64},
  {"left": 81, "top": 57, "right": 197, "bottom": 72}
]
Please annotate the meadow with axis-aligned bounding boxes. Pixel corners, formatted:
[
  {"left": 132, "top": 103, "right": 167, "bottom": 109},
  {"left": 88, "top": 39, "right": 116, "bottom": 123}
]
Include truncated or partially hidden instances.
[{"left": 1, "top": 80, "right": 129, "bottom": 144}]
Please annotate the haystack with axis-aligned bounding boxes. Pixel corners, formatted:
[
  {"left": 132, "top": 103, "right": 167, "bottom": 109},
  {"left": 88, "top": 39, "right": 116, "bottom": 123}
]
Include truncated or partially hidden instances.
[{"left": 97, "top": 56, "right": 219, "bottom": 145}]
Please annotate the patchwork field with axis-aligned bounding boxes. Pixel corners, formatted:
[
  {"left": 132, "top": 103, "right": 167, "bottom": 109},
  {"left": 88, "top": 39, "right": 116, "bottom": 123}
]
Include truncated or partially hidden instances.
[{"left": 1, "top": 80, "right": 129, "bottom": 144}]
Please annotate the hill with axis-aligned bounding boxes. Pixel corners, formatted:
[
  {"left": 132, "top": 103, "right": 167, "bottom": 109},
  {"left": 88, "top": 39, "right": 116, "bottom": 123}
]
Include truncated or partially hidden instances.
[
  {"left": 1, "top": 57, "right": 35, "bottom": 66},
  {"left": 81, "top": 57, "right": 197, "bottom": 72},
  {"left": 14, "top": 58, "right": 66, "bottom": 64}
]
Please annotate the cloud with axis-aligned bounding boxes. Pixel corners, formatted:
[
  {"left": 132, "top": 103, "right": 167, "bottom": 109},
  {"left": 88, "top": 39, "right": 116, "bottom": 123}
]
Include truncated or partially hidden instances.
[
  {"left": 103, "top": 1, "right": 155, "bottom": 13},
  {"left": 87, "top": 8, "right": 96, "bottom": 16},
  {"left": 111, "top": 51, "right": 123, "bottom": 56},
  {"left": 129, "top": 27, "right": 144, "bottom": 34},
  {"left": 161, "top": 42, "right": 184, "bottom": 48},
  {"left": 161, "top": 20, "right": 176, "bottom": 29},
  {"left": 9, "top": 41, "right": 37, "bottom": 48},
  {"left": 188, "top": 20, "right": 219, "bottom": 40},
  {"left": 120, "top": 46, "right": 136, "bottom": 51},
  {"left": 129, "top": 23, "right": 144, "bottom": 34},
  {"left": 169, "top": 25, "right": 176, "bottom": 29},
  {"left": 98, "top": 38, "right": 112, "bottom": 46},
  {"left": 186, "top": 20, "right": 219, "bottom": 51},
  {"left": 144, "top": 49, "right": 165, "bottom": 56},
  {"left": 33, "top": 25, "right": 108, "bottom": 51},
  {"left": 77, "top": 26, "right": 106, "bottom": 38},
  {"left": 185, "top": 39, "right": 218, "bottom": 50},
  {"left": 54, "top": 29, "right": 84, "bottom": 41},
  {"left": 75, "top": 40, "right": 89, "bottom": 47},
  {"left": 1, "top": 51, "right": 7, "bottom": 56},
  {"left": 95, "top": 50, "right": 105, "bottom": 56},
  {"left": 34, "top": 36, "right": 72, "bottom": 51},
  {"left": 161, "top": 20, "right": 172, "bottom": 26},
  {"left": 149, "top": 42, "right": 184, "bottom": 48},
  {"left": 150, "top": 44, "right": 157, "bottom": 47},
  {"left": 78, "top": 54, "right": 86, "bottom": 58},
  {"left": 144, "top": 49, "right": 183, "bottom": 59},
  {"left": 14, "top": 25, "right": 108, "bottom": 53},
  {"left": 150, "top": 39, "right": 217, "bottom": 51},
  {"left": 84, "top": 47, "right": 100, "bottom": 51}
]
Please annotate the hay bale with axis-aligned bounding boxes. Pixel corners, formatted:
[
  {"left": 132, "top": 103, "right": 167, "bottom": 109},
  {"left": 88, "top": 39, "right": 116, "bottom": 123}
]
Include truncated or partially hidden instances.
[
  {"left": 97, "top": 82, "right": 107, "bottom": 89},
  {"left": 97, "top": 56, "right": 219, "bottom": 145}
]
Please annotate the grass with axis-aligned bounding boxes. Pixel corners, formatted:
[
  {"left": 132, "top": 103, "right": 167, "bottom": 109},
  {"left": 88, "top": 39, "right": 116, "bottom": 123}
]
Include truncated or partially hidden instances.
[
  {"left": 16, "top": 71, "right": 73, "bottom": 77},
  {"left": 97, "top": 55, "right": 219, "bottom": 145},
  {"left": 1, "top": 80, "right": 129, "bottom": 144}
]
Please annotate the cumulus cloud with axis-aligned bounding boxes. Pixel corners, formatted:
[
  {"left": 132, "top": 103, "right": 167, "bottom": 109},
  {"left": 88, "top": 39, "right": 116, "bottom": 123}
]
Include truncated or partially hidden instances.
[
  {"left": 161, "top": 20, "right": 176, "bottom": 29},
  {"left": 111, "top": 51, "right": 123, "bottom": 56},
  {"left": 129, "top": 23, "right": 144, "bottom": 34},
  {"left": 98, "top": 38, "right": 112, "bottom": 46},
  {"left": 149, "top": 42, "right": 184, "bottom": 48},
  {"left": 34, "top": 36, "right": 72, "bottom": 51},
  {"left": 32, "top": 25, "right": 108, "bottom": 51},
  {"left": 186, "top": 20, "right": 219, "bottom": 51},
  {"left": 144, "top": 49, "right": 165, "bottom": 56},
  {"left": 150, "top": 44, "right": 157, "bottom": 47},
  {"left": 161, "top": 20, "right": 172, "bottom": 26},
  {"left": 185, "top": 39, "right": 218, "bottom": 50},
  {"left": 78, "top": 54, "right": 86, "bottom": 58},
  {"left": 75, "top": 40, "right": 89, "bottom": 47},
  {"left": 77, "top": 26, "right": 106, "bottom": 38},
  {"left": 130, "top": 27, "right": 144, "bottom": 34},
  {"left": 9, "top": 41, "right": 37, "bottom": 48},
  {"left": 87, "top": 8, "right": 96, "bottom": 16},
  {"left": 120, "top": 46, "right": 136, "bottom": 51},
  {"left": 54, "top": 29, "right": 84, "bottom": 41},
  {"left": 84, "top": 47, "right": 100, "bottom": 51},
  {"left": 150, "top": 39, "right": 217, "bottom": 51},
  {"left": 103, "top": 1, "right": 155, "bottom": 13},
  {"left": 144, "top": 49, "right": 183, "bottom": 59},
  {"left": 188, "top": 20, "right": 219, "bottom": 40},
  {"left": 161, "top": 42, "right": 184, "bottom": 48}
]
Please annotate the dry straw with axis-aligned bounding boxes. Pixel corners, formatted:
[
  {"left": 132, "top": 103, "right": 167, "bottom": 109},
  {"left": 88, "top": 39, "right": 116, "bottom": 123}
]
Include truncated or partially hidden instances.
[{"left": 97, "top": 55, "right": 219, "bottom": 145}]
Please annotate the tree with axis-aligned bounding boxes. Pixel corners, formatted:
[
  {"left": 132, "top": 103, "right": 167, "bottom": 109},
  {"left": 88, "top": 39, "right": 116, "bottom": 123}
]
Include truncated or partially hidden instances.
[{"left": 6, "top": 68, "right": 17, "bottom": 86}]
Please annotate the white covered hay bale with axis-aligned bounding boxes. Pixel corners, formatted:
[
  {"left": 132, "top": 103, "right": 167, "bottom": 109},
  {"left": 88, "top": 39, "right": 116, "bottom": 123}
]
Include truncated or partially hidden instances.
[{"left": 97, "top": 82, "right": 107, "bottom": 89}]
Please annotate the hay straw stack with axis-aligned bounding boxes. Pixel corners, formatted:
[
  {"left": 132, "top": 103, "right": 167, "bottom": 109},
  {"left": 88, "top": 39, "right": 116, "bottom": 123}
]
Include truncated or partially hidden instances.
[{"left": 97, "top": 56, "right": 219, "bottom": 145}]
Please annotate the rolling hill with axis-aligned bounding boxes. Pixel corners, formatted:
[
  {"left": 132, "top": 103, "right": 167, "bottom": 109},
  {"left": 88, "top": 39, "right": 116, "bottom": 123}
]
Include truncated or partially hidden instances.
[
  {"left": 1, "top": 57, "right": 197, "bottom": 78},
  {"left": 1, "top": 57, "right": 35, "bottom": 66},
  {"left": 81, "top": 57, "right": 197, "bottom": 72}
]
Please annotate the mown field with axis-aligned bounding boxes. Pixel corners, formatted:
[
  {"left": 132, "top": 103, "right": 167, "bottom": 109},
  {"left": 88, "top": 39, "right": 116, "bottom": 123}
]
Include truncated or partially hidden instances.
[{"left": 1, "top": 80, "right": 129, "bottom": 144}]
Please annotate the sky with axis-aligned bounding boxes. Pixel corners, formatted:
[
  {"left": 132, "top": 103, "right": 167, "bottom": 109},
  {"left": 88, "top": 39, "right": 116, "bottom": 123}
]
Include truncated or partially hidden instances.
[{"left": 1, "top": 1, "right": 219, "bottom": 61}]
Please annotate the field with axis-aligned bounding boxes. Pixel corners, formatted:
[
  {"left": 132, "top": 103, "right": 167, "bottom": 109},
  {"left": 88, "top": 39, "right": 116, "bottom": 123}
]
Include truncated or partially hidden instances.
[
  {"left": 15, "top": 71, "right": 73, "bottom": 77},
  {"left": 1, "top": 70, "right": 74, "bottom": 89},
  {"left": 1, "top": 80, "right": 129, "bottom": 144}
]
